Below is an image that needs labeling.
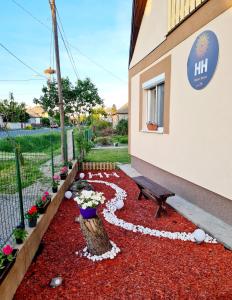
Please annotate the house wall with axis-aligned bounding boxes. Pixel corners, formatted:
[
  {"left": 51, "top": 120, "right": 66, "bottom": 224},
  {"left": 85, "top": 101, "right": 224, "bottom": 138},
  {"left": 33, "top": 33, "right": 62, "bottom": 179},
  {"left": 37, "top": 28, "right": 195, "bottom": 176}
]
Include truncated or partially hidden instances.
[
  {"left": 130, "top": 0, "right": 168, "bottom": 68},
  {"left": 28, "top": 117, "right": 41, "bottom": 125},
  {"left": 129, "top": 2, "right": 232, "bottom": 223}
]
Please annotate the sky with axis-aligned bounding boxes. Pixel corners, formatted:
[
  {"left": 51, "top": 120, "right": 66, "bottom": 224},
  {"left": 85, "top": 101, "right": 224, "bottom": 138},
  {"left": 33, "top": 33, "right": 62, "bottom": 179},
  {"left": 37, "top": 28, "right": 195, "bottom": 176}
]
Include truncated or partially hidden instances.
[{"left": 0, "top": 0, "right": 132, "bottom": 109}]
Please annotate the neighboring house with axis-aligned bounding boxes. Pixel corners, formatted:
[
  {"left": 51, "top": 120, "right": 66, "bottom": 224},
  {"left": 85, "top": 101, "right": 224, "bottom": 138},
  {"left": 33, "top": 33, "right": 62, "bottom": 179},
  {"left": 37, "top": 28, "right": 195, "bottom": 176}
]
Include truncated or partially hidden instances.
[
  {"left": 26, "top": 106, "right": 48, "bottom": 127},
  {"left": 112, "top": 103, "right": 128, "bottom": 127},
  {"left": 129, "top": 0, "right": 232, "bottom": 225}
]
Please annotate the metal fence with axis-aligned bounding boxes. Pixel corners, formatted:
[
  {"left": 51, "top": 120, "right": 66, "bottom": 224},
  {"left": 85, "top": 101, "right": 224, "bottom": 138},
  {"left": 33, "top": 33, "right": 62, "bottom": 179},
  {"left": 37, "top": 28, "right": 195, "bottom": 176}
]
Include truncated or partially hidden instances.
[{"left": 0, "top": 128, "right": 74, "bottom": 248}]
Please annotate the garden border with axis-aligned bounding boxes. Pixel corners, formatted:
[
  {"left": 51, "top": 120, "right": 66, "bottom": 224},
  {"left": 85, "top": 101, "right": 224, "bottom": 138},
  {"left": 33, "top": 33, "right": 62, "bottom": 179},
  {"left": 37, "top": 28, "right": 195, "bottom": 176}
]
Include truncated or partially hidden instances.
[{"left": 0, "top": 162, "right": 78, "bottom": 300}]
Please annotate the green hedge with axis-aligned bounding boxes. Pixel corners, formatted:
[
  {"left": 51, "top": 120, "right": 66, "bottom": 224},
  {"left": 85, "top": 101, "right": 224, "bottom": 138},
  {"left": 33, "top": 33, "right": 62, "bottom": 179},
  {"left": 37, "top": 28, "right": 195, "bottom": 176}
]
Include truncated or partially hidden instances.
[{"left": 0, "top": 133, "right": 61, "bottom": 153}]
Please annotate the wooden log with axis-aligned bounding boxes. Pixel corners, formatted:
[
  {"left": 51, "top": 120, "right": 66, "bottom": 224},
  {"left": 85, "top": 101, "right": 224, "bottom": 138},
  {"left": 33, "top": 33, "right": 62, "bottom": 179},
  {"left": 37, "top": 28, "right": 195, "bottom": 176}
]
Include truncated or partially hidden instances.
[{"left": 79, "top": 215, "right": 112, "bottom": 255}]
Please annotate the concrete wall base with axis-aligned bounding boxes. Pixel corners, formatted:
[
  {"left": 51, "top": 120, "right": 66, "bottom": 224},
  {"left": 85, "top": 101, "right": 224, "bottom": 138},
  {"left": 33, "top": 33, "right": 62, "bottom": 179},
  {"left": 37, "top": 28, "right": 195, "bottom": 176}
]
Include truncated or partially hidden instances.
[{"left": 131, "top": 156, "right": 232, "bottom": 226}]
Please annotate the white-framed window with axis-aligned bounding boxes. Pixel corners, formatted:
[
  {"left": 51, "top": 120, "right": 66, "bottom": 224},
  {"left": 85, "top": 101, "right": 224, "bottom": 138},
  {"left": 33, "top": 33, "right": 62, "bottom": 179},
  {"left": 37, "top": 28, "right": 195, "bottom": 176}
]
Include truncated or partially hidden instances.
[{"left": 142, "top": 73, "right": 165, "bottom": 130}]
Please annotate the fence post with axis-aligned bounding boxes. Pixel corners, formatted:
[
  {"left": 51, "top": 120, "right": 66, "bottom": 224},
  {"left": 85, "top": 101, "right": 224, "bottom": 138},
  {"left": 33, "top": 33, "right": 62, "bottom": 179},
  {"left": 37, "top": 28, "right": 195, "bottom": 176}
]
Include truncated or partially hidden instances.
[
  {"left": 15, "top": 147, "right": 25, "bottom": 228},
  {"left": 72, "top": 130, "right": 75, "bottom": 160},
  {"left": 64, "top": 129, "right": 68, "bottom": 165},
  {"left": 50, "top": 133, "right": 55, "bottom": 180}
]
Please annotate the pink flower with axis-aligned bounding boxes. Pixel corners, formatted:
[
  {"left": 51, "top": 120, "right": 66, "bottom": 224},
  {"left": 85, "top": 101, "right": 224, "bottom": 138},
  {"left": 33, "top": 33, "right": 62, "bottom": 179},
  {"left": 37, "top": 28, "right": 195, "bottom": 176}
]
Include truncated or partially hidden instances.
[
  {"left": 42, "top": 196, "right": 47, "bottom": 202},
  {"left": 44, "top": 191, "right": 49, "bottom": 196},
  {"left": 2, "top": 245, "right": 13, "bottom": 256},
  {"left": 60, "top": 166, "right": 68, "bottom": 174},
  {"left": 53, "top": 174, "right": 60, "bottom": 181}
]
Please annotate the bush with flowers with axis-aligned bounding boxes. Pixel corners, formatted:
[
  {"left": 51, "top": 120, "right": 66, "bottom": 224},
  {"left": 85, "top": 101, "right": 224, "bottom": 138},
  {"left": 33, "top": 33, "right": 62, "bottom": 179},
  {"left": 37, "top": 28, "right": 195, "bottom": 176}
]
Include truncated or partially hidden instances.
[
  {"left": 25, "top": 206, "right": 39, "bottom": 227},
  {"left": 53, "top": 174, "right": 60, "bottom": 187},
  {"left": 74, "top": 190, "right": 105, "bottom": 209},
  {"left": 0, "top": 245, "right": 17, "bottom": 281},
  {"left": 36, "top": 191, "right": 51, "bottom": 208},
  {"left": 60, "top": 166, "right": 68, "bottom": 180},
  {"left": 0, "top": 245, "right": 14, "bottom": 269},
  {"left": 25, "top": 206, "right": 39, "bottom": 220},
  {"left": 36, "top": 191, "right": 51, "bottom": 214}
]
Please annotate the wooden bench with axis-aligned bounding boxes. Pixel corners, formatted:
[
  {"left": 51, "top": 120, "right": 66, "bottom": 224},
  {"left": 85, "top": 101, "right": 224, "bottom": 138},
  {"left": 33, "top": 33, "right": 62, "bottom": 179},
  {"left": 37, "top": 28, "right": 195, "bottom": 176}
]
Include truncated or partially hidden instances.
[{"left": 133, "top": 176, "right": 175, "bottom": 218}]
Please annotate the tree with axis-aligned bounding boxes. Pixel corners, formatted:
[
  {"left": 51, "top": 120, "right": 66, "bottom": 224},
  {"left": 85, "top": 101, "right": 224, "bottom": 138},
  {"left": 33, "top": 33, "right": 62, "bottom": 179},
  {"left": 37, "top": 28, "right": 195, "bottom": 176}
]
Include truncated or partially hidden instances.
[
  {"left": 33, "top": 77, "right": 103, "bottom": 123},
  {"left": 0, "top": 94, "right": 30, "bottom": 128},
  {"left": 84, "top": 106, "right": 107, "bottom": 125},
  {"left": 116, "top": 119, "right": 128, "bottom": 135}
]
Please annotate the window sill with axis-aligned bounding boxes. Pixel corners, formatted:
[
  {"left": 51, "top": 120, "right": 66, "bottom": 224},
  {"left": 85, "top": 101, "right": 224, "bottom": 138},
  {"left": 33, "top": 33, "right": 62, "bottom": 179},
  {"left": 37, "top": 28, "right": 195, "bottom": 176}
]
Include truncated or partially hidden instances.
[{"left": 141, "top": 127, "right": 164, "bottom": 134}]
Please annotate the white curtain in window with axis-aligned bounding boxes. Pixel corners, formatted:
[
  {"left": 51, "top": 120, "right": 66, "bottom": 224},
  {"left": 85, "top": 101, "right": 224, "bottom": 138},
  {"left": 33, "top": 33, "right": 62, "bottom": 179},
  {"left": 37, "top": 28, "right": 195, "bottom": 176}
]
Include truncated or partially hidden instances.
[
  {"left": 147, "top": 87, "right": 156, "bottom": 123},
  {"left": 157, "top": 83, "right": 164, "bottom": 127}
]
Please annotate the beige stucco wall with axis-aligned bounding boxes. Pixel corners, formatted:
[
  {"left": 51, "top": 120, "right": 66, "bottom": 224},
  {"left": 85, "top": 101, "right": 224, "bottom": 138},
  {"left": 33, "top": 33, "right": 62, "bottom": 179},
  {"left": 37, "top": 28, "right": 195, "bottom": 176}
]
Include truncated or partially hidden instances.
[
  {"left": 130, "top": 0, "right": 168, "bottom": 68},
  {"left": 130, "top": 8, "right": 232, "bottom": 200}
]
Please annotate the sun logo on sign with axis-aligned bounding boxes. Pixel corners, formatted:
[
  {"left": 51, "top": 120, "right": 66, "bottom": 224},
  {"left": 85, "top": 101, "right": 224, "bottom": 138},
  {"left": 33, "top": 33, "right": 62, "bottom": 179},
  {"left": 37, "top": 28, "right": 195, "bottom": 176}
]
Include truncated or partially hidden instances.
[{"left": 195, "top": 33, "right": 209, "bottom": 58}]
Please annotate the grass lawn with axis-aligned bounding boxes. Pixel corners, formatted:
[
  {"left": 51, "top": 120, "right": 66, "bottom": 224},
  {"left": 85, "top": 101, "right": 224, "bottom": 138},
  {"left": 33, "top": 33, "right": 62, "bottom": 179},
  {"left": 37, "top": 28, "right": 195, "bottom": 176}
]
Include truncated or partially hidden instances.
[
  {"left": 0, "top": 133, "right": 61, "bottom": 193},
  {"left": 85, "top": 147, "right": 130, "bottom": 164}
]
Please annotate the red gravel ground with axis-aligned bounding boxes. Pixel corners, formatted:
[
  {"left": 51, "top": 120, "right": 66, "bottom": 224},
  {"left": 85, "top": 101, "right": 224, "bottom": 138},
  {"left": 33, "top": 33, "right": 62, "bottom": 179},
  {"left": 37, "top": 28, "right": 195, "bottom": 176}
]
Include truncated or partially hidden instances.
[{"left": 14, "top": 171, "right": 232, "bottom": 300}]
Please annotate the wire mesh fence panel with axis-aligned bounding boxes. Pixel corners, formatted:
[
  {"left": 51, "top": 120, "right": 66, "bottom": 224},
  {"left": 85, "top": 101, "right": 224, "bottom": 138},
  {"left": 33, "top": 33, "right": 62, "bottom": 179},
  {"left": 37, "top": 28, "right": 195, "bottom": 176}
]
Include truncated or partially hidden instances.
[
  {"left": 0, "top": 129, "right": 62, "bottom": 247},
  {"left": 0, "top": 150, "right": 25, "bottom": 247}
]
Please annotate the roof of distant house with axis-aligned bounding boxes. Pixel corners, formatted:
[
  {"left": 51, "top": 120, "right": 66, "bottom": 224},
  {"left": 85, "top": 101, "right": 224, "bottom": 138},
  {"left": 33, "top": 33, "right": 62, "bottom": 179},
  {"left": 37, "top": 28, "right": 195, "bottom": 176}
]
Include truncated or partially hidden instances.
[
  {"left": 26, "top": 106, "right": 46, "bottom": 118},
  {"left": 116, "top": 103, "right": 128, "bottom": 115}
]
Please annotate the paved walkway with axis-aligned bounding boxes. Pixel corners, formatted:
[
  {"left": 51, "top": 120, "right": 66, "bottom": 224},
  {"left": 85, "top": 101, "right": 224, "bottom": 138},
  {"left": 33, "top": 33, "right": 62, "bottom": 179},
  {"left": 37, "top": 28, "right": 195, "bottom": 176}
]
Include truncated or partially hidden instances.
[
  {"left": 119, "top": 164, "right": 232, "bottom": 250},
  {"left": 92, "top": 145, "right": 128, "bottom": 150}
]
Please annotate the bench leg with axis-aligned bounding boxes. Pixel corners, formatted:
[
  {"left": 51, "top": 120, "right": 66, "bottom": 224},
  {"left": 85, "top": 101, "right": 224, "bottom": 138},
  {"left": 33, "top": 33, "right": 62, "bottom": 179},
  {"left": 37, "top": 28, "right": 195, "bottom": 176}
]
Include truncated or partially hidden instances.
[
  {"left": 138, "top": 189, "right": 143, "bottom": 200},
  {"left": 154, "top": 199, "right": 167, "bottom": 218}
]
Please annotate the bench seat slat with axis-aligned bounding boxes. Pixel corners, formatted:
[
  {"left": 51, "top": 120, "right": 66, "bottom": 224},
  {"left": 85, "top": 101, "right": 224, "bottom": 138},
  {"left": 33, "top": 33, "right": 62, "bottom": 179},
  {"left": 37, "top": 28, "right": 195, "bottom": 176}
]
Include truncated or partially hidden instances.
[{"left": 134, "top": 176, "right": 175, "bottom": 198}]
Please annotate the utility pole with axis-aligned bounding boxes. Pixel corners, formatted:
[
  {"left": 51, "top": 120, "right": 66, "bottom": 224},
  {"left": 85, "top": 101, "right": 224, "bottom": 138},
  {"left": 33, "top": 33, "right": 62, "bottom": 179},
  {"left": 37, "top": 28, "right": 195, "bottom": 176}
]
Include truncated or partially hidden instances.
[{"left": 49, "top": 0, "right": 66, "bottom": 163}]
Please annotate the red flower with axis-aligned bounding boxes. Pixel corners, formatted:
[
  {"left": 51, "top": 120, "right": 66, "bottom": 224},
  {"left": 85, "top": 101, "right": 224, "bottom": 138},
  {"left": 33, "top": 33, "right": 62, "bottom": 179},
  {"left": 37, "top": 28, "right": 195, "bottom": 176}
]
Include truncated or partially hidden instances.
[
  {"left": 28, "top": 206, "right": 37, "bottom": 215},
  {"left": 2, "top": 245, "right": 13, "bottom": 256},
  {"left": 44, "top": 191, "right": 50, "bottom": 196}
]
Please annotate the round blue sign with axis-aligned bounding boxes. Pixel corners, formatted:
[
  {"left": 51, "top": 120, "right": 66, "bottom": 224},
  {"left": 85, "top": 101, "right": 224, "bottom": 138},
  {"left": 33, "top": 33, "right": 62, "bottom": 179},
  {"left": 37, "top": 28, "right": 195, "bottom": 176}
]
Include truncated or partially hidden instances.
[{"left": 187, "top": 30, "right": 219, "bottom": 90}]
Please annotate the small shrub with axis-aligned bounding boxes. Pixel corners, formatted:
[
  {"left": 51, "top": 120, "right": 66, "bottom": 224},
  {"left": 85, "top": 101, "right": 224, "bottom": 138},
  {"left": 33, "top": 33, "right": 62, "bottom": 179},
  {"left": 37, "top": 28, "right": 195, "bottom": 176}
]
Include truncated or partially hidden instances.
[
  {"left": 91, "top": 119, "right": 112, "bottom": 136},
  {"left": 24, "top": 125, "right": 33, "bottom": 130},
  {"left": 95, "top": 136, "right": 112, "bottom": 146},
  {"left": 100, "top": 127, "right": 114, "bottom": 137},
  {"left": 116, "top": 119, "right": 128, "bottom": 136},
  {"left": 41, "top": 117, "right": 50, "bottom": 127},
  {"left": 118, "top": 136, "right": 128, "bottom": 144}
]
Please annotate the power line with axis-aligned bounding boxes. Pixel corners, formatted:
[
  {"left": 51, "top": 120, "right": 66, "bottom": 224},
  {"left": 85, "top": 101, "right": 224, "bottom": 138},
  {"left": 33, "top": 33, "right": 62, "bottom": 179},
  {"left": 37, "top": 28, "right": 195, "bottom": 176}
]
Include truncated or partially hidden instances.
[
  {"left": 0, "top": 42, "right": 46, "bottom": 78},
  {"left": 11, "top": 0, "right": 127, "bottom": 84},
  {"left": 11, "top": 0, "right": 50, "bottom": 30},
  {"left": 55, "top": 6, "right": 80, "bottom": 80},
  {"left": 0, "top": 78, "right": 45, "bottom": 82},
  {"left": 69, "top": 44, "right": 127, "bottom": 84}
]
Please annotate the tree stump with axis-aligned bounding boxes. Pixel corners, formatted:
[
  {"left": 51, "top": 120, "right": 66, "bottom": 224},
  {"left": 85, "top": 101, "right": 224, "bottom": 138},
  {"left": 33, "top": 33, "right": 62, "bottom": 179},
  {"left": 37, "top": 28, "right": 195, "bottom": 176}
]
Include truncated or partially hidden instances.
[{"left": 79, "top": 215, "right": 112, "bottom": 256}]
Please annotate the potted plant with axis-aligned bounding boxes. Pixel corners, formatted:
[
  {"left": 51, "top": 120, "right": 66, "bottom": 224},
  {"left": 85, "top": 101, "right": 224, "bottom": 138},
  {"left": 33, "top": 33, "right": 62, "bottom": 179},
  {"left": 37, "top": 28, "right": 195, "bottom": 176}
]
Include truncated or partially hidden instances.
[
  {"left": 60, "top": 166, "right": 68, "bottom": 180},
  {"left": 36, "top": 192, "right": 51, "bottom": 214},
  {"left": 0, "top": 245, "right": 18, "bottom": 283},
  {"left": 25, "top": 206, "right": 39, "bottom": 228},
  {"left": 13, "top": 227, "right": 28, "bottom": 244},
  {"left": 52, "top": 174, "right": 60, "bottom": 193},
  {"left": 74, "top": 190, "right": 105, "bottom": 219},
  {"left": 146, "top": 121, "right": 158, "bottom": 131},
  {"left": 68, "top": 160, "right": 73, "bottom": 170}
]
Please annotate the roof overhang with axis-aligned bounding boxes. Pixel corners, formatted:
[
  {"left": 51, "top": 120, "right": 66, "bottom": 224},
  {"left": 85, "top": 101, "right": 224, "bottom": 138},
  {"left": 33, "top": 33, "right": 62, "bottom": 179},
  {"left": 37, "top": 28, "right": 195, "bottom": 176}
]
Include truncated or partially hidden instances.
[{"left": 129, "top": 0, "right": 147, "bottom": 66}]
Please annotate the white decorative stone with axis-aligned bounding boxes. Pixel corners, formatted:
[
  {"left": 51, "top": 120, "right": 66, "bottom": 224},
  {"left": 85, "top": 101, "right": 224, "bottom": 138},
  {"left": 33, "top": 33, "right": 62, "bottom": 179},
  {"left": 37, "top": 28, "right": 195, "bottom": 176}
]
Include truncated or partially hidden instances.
[
  {"left": 193, "top": 229, "right": 206, "bottom": 244},
  {"left": 79, "top": 173, "right": 85, "bottom": 179},
  {"left": 77, "top": 241, "right": 120, "bottom": 262},
  {"left": 115, "top": 199, "right": 124, "bottom": 210},
  {"left": 87, "top": 180, "right": 217, "bottom": 245},
  {"left": 64, "top": 191, "right": 72, "bottom": 199}
]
